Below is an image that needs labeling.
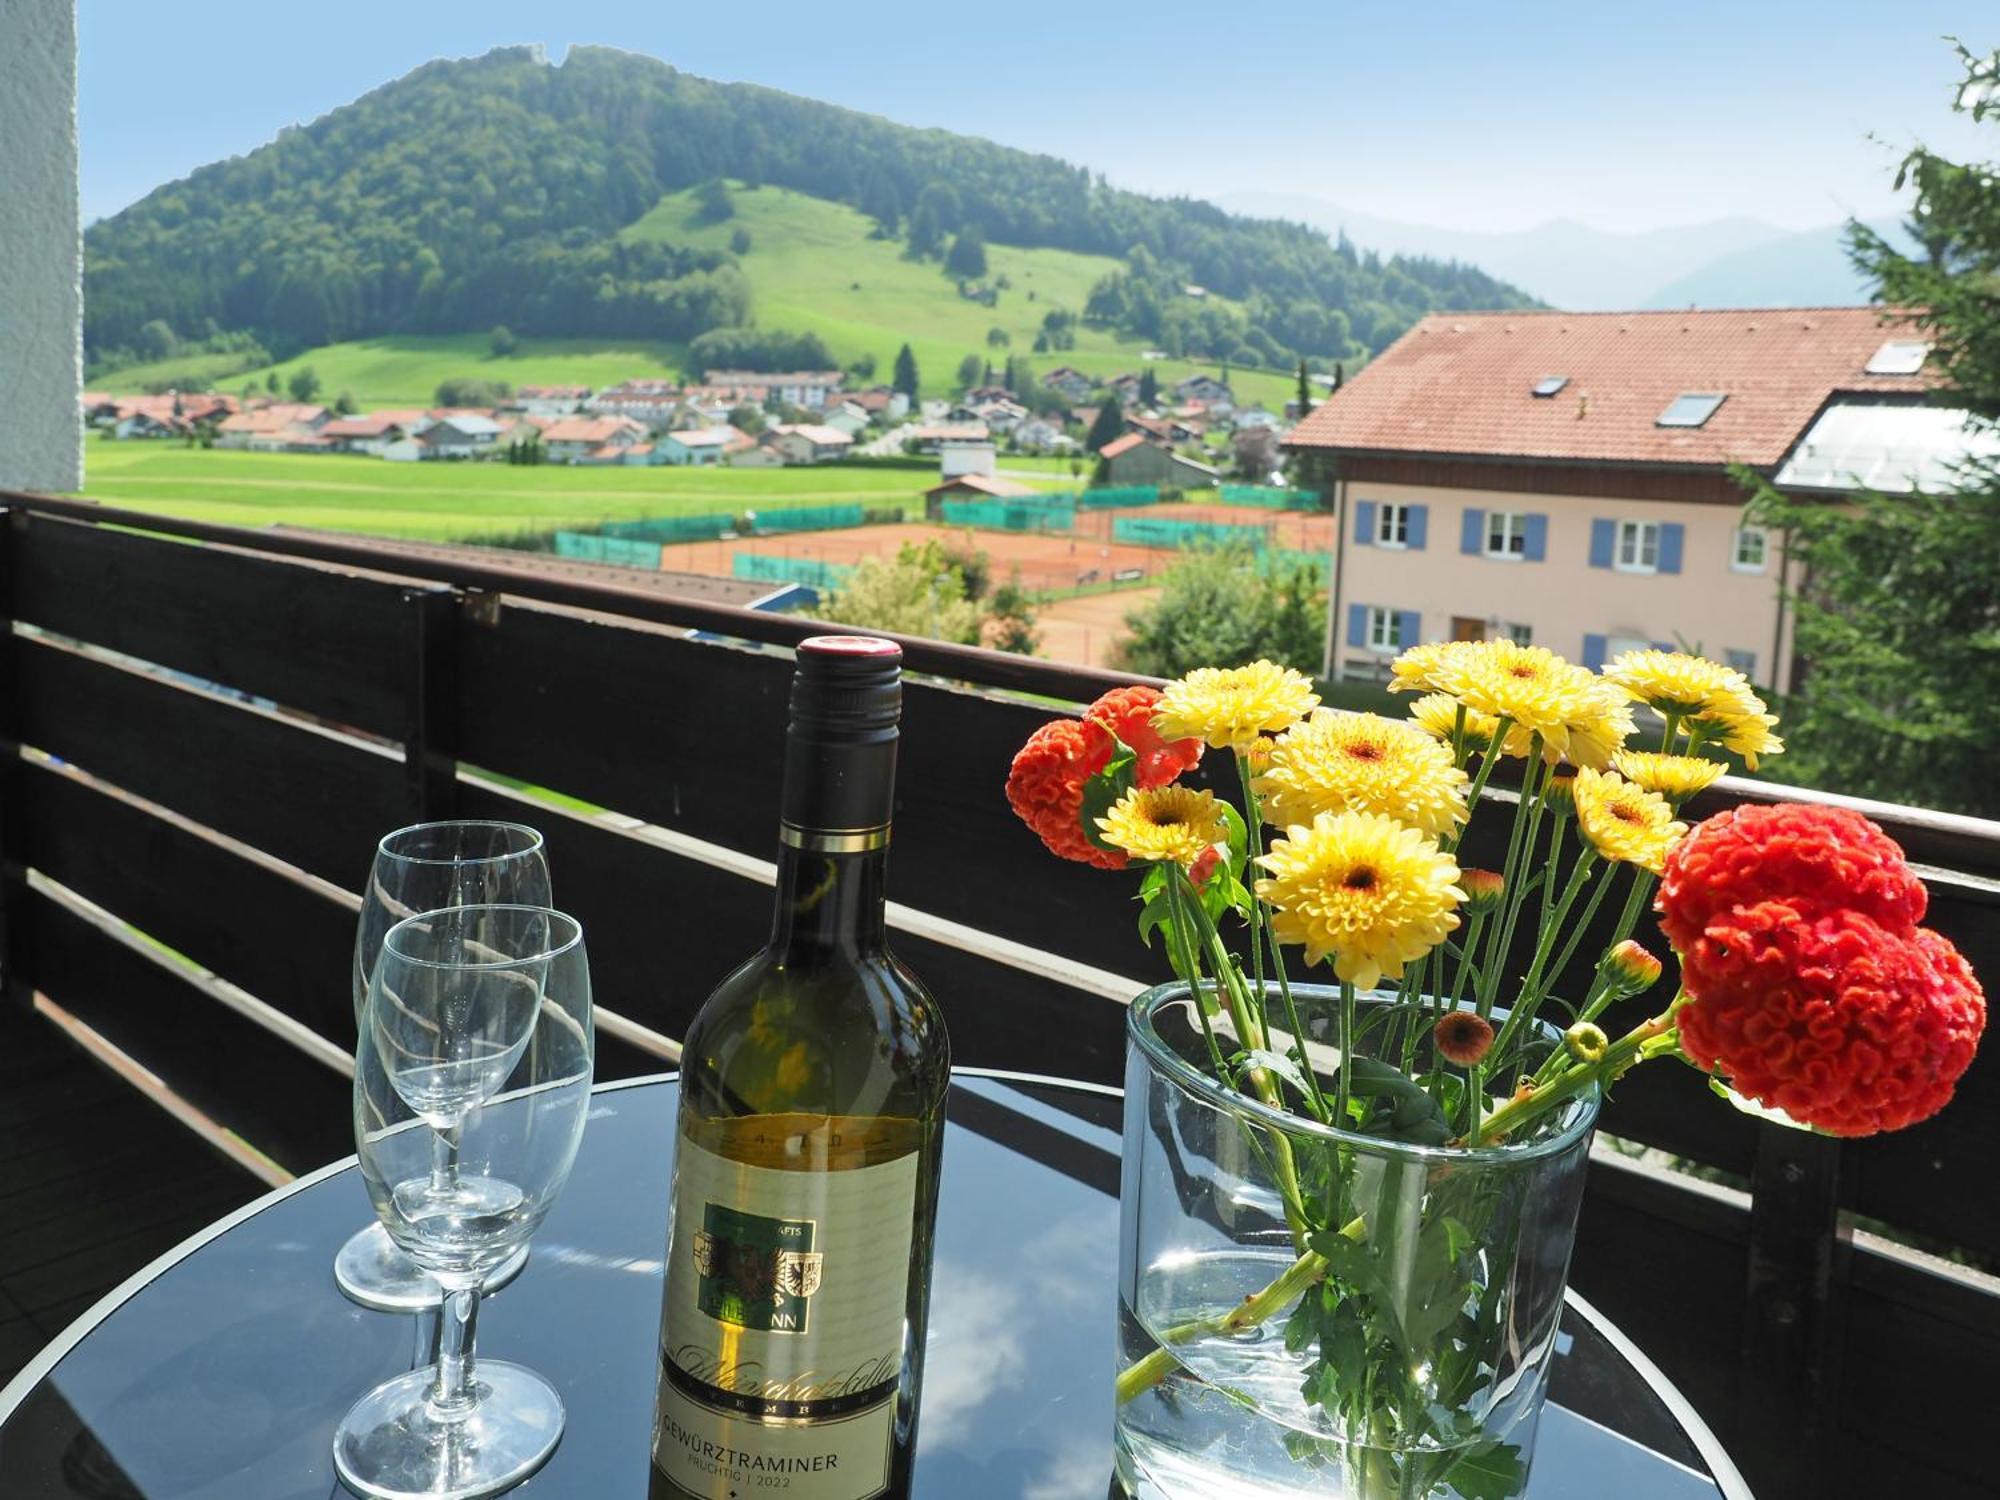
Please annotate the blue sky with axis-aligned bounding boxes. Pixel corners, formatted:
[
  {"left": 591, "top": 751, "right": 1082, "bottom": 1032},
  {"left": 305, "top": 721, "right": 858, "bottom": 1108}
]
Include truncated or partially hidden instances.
[{"left": 80, "top": 2, "right": 1993, "bottom": 234}]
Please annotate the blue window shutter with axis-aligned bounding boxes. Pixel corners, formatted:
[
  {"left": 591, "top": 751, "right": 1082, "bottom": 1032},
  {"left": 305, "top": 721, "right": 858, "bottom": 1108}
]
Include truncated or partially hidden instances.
[
  {"left": 1397, "top": 610, "right": 1422, "bottom": 648},
  {"left": 1581, "top": 633, "right": 1608, "bottom": 671},
  {"left": 1523, "top": 513, "right": 1549, "bottom": 562},
  {"left": 1354, "top": 500, "right": 1377, "bottom": 546},
  {"left": 1460, "top": 508, "right": 1485, "bottom": 555},
  {"left": 1406, "top": 504, "right": 1428, "bottom": 550},
  {"left": 1588, "top": 519, "right": 1615, "bottom": 569},
  {"left": 1654, "top": 639, "right": 1674, "bottom": 652},
  {"left": 1347, "top": 603, "right": 1369, "bottom": 648},
  {"left": 1658, "top": 522, "right": 1685, "bottom": 574}
]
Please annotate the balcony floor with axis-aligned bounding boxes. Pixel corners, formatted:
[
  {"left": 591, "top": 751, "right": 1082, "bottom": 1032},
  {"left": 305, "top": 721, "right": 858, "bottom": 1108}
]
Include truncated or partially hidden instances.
[{"left": 0, "top": 1003, "right": 264, "bottom": 1385}]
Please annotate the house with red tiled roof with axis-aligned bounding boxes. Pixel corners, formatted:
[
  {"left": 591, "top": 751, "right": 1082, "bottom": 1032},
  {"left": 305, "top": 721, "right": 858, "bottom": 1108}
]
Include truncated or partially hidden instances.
[
  {"left": 1283, "top": 307, "right": 1937, "bottom": 690},
  {"left": 541, "top": 416, "right": 648, "bottom": 464}
]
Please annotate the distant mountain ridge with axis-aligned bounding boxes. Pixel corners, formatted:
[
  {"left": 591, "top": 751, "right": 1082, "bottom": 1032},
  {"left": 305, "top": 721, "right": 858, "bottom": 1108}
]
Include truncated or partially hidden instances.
[
  {"left": 1217, "top": 191, "right": 1889, "bottom": 312},
  {"left": 83, "top": 46, "right": 1536, "bottom": 375}
]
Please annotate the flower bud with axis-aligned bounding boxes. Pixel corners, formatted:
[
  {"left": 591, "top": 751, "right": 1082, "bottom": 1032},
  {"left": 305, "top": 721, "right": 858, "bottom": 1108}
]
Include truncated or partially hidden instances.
[
  {"left": 1600, "top": 939, "right": 1664, "bottom": 996},
  {"left": 1544, "top": 773, "right": 1577, "bottom": 815},
  {"left": 1564, "top": 1021, "right": 1610, "bottom": 1065},
  {"left": 1434, "top": 1011, "right": 1496, "bottom": 1067},
  {"left": 1188, "top": 843, "right": 1228, "bottom": 889},
  {"left": 1459, "top": 868, "right": 1506, "bottom": 913}
]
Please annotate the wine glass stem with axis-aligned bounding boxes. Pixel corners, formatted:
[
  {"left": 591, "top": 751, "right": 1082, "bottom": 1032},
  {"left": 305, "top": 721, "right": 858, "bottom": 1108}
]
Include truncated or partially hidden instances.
[
  {"left": 430, "top": 1121, "right": 463, "bottom": 1196},
  {"left": 428, "top": 1285, "right": 482, "bottom": 1422}
]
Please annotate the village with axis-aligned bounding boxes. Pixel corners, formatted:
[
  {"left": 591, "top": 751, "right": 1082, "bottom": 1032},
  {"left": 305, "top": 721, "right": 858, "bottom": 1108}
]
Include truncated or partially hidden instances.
[{"left": 79, "top": 363, "right": 1293, "bottom": 489}]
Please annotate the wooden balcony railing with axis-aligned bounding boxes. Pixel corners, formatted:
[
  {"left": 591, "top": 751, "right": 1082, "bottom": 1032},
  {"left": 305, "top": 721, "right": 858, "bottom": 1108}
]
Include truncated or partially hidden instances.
[{"left": 1, "top": 490, "right": 1995, "bottom": 1500}]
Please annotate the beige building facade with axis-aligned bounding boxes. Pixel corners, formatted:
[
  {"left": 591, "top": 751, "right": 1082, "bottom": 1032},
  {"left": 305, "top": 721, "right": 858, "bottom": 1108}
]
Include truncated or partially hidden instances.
[{"left": 1331, "top": 476, "right": 1793, "bottom": 690}]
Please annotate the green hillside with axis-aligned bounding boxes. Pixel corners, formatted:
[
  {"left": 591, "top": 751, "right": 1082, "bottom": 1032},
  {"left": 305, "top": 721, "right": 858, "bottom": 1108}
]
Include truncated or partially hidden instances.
[
  {"left": 622, "top": 185, "right": 1295, "bottom": 406},
  {"left": 83, "top": 45, "right": 1534, "bottom": 378},
  {"left": 101, "top": 186, "right": 1303, "bottom": 406}
]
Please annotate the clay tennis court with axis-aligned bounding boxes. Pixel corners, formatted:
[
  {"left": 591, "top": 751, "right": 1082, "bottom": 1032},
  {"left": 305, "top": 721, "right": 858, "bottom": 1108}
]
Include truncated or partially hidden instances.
[{"left": 658, "top": 521, "right": 1176, "bottom": 596}]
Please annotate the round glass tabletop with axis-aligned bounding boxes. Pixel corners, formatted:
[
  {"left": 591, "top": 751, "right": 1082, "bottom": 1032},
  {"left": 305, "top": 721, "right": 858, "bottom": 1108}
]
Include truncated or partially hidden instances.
[{"left": 0, "top": 1072, "right": 1749, "bottom": 1498}]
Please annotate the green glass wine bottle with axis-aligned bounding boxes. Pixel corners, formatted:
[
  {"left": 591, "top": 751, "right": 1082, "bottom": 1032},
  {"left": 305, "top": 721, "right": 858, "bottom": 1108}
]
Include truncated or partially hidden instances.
[{"left": 651, "top": 635, "right": 951, "bottom": 1500}]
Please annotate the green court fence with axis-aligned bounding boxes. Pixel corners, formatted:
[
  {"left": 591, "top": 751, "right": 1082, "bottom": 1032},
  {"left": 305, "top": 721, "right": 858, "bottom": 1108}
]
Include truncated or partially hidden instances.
[
  {"left": 554, "top": 531, "right": 664, "bottom": 569},
  {"left": 1074, "top": 485, "right": 1159, "bottom": 509},
  {"left": 939, "top": 499, "right": 1076, "bottom": 532},
  {"left": 732, "top": 553, "right": 856, "bottom": 591},
  {"left": 1113, "top": 516, "right": 1272, "bottom": 551},
  {"left": 600, "top": 513, "right": 735, "bottom": 543},
  {"left": 1221, "top": 484, "right": 1319, "bottom": 510},
  {"left": 753, "top": 504, "right": 866, "bottom": 534}
]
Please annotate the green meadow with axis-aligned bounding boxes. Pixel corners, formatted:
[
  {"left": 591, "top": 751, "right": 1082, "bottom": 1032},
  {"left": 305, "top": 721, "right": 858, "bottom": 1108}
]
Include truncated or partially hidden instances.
[{"left": 73, "top": 443, "right": 1068, "bottom": 541}]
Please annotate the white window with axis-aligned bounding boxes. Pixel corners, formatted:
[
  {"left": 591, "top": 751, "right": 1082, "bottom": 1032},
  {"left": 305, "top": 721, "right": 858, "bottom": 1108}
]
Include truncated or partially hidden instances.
[
  {"left": 1376, "top": 502, "right": 1410, "bottom": 548},
  {"left": 1367, "top": 607, "right": 1404, "bottom": 653},
  {"left": 1504, "top": 622, "right": 1533, "bottom": 645},
  {"left": 1726, "top": 648, "right": 1757, "bottom": 678},
  {"left": 1732, "top": 526, "right": 1768, "bottom": 573},
  {"left": 1616, "top": 520, "right": 1660, "bottom": 573},
  {"left": 1486, "top": 511, "right": 1528, "bottom": 559}
]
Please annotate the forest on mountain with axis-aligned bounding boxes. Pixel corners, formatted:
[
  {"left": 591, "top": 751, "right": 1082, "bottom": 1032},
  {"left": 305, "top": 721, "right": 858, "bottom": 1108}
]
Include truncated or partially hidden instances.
[{"left": 84, "top": 45, "right": 1533, "bottom": 372}]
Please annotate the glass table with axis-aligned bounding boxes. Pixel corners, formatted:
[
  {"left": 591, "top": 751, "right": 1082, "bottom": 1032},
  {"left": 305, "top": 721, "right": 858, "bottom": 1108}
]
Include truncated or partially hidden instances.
[{"left": 0, "top": 1072, "right": 1752, "bottom": 1498}]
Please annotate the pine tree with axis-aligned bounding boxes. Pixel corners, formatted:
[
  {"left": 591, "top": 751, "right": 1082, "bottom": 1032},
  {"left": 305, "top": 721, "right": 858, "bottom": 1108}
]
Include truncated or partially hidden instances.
[
  {"left": 1741, "top": 42, "right": 2000, "bottom": 815},
  {"left": 1138, "top": 367, "right": 1158, "bottom": 408},
  {"left": 1086, "top": 401, "right": 1126, "bottom": 453},
  {"left": 1296, "top": 359, "right": 1314, "bottom": 417},
  {"left": 945, "top": 224, "right": 989, "bottom": 279},
  {"left": 892, "top": 343, "right": 920, "bottom": 399}
]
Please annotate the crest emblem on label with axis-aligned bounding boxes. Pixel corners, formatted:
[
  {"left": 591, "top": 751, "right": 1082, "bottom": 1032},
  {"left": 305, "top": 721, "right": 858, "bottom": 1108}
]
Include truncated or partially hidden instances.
[{"left": 694, "top": 1202, "right": 822, "bottom": 1334}]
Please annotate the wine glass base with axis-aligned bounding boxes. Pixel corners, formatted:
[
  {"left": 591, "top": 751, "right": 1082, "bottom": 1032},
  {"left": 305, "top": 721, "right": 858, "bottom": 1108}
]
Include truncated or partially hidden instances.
[
  {"left": 334, "top": 1222, "right": 530, "bottom": 1313},
  {"left": 333, "top": 1360, "right": 564, "bottom": 1500}
]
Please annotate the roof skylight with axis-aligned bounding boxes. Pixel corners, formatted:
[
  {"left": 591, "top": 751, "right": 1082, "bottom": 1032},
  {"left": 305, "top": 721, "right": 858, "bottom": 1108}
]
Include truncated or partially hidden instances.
[
  {"left": 1531, "top": 376, "right": 1569, "bottom": 398},
  {"left": 1865, "top": 340, "right": 1930, "bottom": 376},
  {"left": 1657, "top": 393, "right": 1726, "bottom": 428}
]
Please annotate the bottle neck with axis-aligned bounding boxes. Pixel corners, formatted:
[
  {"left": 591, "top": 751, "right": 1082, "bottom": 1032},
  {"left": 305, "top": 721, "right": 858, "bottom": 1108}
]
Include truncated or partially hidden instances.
[{"left": 769, "top": 839, "right": 890, "bottom": 958}]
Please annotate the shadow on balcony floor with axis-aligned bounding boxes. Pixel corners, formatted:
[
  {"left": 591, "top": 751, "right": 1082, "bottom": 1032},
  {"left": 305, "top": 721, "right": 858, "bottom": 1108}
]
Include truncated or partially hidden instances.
[{"left": 0, "top": 1003, "right": 265, "bottom": 1385}]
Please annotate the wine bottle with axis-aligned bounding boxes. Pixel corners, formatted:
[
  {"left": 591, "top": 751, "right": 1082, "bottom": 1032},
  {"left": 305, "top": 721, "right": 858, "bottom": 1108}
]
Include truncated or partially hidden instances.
[{"left": 651, "top": 635, "right": 951, "bottom": 1500}]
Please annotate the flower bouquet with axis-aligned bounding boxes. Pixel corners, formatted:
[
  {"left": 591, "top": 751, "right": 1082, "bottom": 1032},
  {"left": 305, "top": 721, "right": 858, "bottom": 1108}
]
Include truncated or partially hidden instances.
[{"left": 1005, "top": 645, "right": 1986, "bottom": 1500}]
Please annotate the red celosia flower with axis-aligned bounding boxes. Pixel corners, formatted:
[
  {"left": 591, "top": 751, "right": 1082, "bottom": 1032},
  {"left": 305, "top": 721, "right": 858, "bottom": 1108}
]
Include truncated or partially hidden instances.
[
  {"left": 1085, "top": 684, "right": 1202, "bottom": 789},
  {"left": 1434, "top": 1011, "right": 1496, "bottom": 1067},
  {"left": 1678, "top": 899, "right": 1985, "bottom": 1136},
  {"left": 1188, "top": 843, "right": 1226, "bottom": 889},
  {"left": 1005, "top": 719, "right": 1126, "bottom": 870},
  {"left": 1658, "top": 803, "right": 1927, "bottom": 952}
]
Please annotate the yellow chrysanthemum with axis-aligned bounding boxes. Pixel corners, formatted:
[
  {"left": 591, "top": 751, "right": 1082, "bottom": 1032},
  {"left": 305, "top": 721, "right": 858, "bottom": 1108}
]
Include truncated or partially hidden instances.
[
  {"left": 1436, "top": 641, "right": 1595, "bottom": 758},
  {"left": 1603, "top": 649, "right": 1745, "bottom": 717},
  {"left": 1096, "top": 785, "right": 1230, "bottom": 866},
  {"left": 1694, "top": 681, "right": 1786, "bottom": 769},
  {"left": 1560, "top": 676, "right": 1639, "bottom": 770},
  {"left": 1256, "top": 710, "right": 1469, "bottom": 837},
  {"left": 1408, "top": 691, "right": 1503, "bottom": 751},
  {"left": 1572, "top": 768, "right": 1687, "bottom": 874},
  {"left": 1610, "top": 750, "right": 1728, "bottom": 800},
  {"left": 1254, "top": 811, "right": 1464, "bottom": 991},
  {"left": 1154, "top": 661, "right": 1319, "bottom": 752},
  {"left": 1388, "top": 641, "right": 1475, "bottom": 696}
]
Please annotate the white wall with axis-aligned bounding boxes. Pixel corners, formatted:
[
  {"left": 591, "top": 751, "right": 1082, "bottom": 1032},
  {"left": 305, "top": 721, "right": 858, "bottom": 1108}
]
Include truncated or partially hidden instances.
[{"left": 0, "top": 0, "right": 82, "bottom": 492}]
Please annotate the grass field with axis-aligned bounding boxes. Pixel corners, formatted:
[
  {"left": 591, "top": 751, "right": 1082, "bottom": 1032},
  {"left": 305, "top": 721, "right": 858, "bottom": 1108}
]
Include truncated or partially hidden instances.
[
  {"left": 73, "top": 444, "right": 1067, "bottom": 540},
  {"left": 95, "top": 185, "right": 1297, "bottom": 411}
]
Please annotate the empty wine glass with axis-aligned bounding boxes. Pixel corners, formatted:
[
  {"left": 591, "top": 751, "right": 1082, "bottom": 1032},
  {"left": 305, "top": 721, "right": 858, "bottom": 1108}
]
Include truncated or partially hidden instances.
[
  {"left": 335, "top": 904, "right": 593, "bottom": 1500},
  {"left": 337, "top": 821, "right": 551, "bottom": 1311}
]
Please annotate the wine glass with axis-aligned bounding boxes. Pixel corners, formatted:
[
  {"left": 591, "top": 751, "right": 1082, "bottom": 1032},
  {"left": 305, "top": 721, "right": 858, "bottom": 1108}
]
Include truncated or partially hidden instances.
[
  {"left": 337, "top": 822, "right": 552, "bottom": 1311},
  {"left": 335, "top": 904, "right": 594, "bottom": 1500}
]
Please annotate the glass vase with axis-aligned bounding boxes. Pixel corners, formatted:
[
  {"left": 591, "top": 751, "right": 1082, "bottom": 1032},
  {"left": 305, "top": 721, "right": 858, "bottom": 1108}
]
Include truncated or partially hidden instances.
[{"left": 1115, "top": 982, "right": 1600, "bottom": 1500}]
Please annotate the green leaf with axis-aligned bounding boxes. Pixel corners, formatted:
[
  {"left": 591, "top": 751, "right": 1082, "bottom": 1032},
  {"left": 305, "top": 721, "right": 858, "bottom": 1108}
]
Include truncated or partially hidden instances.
[
  {"left": 1443, "top": 1441, "right": 1527, "bottom": 1500},
  {"left": 1079, "top": 731, "right": 1138, "bottom": 853},
  {"left": 1244, "top": 1048, "right": 1316, "bottom": 1104}
]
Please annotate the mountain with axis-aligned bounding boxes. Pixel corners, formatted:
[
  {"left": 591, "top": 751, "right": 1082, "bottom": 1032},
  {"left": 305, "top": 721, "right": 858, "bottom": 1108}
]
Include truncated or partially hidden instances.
[
  {"left": 1215, "top": 192, "right": 1792, "bottom": 310},
  {"left": 83, "top": 46, "right": 1536, "bottom": 377},
  {"left": 1640, "top": 219, "right": 1903, "bottom": 309}
]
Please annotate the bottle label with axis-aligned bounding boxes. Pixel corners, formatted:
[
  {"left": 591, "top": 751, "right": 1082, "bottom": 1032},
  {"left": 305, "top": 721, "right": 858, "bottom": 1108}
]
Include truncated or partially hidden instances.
[{"left": 655, "top": 1133, "right": 917, "bottom": 1500}]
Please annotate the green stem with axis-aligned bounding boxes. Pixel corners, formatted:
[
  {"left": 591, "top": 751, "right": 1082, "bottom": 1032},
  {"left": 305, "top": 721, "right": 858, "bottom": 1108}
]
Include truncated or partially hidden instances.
[
  {"left": 1476, "top": 742, "right": 1546, "bottom": 1018},
  {"left": 1113, "top": 1216, "right": 1363, "bottom": 1405},
  {"left": 1447, "top": 715, "right": 1516, "bottom": 840},
  {"left": 1471, "top": 994, "right": 1687, "bottom": 1146}
]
